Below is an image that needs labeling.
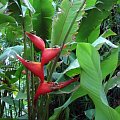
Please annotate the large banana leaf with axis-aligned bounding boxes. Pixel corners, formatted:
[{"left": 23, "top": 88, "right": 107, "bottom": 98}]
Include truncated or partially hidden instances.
[
  {"left": 32, "top": 0, "right": 54, "bottom": 39},
  {"left": 51, "top": 0, "right": 85, "bottom": 46},
  {"left": 76, "top": 43, "right": 120, "bottom": 120},
  {"left": 77, "top": 0, "right": 117, "bottom": 42}
]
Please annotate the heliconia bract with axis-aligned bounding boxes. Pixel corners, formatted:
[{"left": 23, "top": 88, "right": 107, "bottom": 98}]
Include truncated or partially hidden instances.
[
  {"left": 26, "top": 32, "right": 45, "bottom": 51},
  {"left": 16, "top": 55, "right": 44, "bottom": 83},
  {"left": 34, "top": 77, "right": 79, "bottom": 105},
  {"left": 17, "top": 32, "right": 78, "bottom": 106},
  {"left": 41, "top": 48, "right": 61, "bottom": 65}
]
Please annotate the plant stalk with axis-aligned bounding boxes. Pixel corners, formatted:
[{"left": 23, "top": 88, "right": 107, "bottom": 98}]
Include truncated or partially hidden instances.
[{"left": 22, "top": 16, "right": 31, "bottom": 120}]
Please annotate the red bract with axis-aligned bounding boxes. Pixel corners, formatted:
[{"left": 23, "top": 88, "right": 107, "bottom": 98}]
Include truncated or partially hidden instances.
[
  {"left": 41, "top": 48, "right": 61, "bottom": 65},
  {"left": 17, "top": 32, "right": 78, "bottom": 106},
  {"left": 16, "top": 55, "right": 44, "bottom": 83},
  {"left": 34, "top": 77, "right": 79, "bottom": 105},
  {"left": 26, "top": 32, "right": 45, "bottom": 51},
  {"left": 41, "top": 45, "right": 66, "bottom": 65}
]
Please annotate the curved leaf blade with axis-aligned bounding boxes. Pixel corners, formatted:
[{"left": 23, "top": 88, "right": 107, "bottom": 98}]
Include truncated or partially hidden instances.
[
  {"left": 76, "top": 43, "right": 120, "bottom": 120},
  {"left": 51, "top": 0, "right": 85, "bottom": 46},
  {"left": 0, "top": 13, "right": 16, "bottom": 25}
]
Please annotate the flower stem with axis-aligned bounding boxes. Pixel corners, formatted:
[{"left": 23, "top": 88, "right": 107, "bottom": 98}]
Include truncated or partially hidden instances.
[{"left": 22, "top": 16, "right": 31, "bottom": 120}]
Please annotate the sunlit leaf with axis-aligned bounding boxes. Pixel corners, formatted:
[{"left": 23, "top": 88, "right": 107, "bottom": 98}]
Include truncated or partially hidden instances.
[
  {"left": 76, "top": 43, "right": 120, "bottom": 120},
  {"left": 101, "top": 49, "right": 118, "bottom": 79},
  {"left": 77, "top": 0, "right": 118, "bottom": 42},
  {"left": 101, "top": 29, "right": 117, "bottom": 38},
  {"left": 92, "top": 37, "right": 118, "bottom": 50},
  {"left": 51, "top": 0, "right": 85, "bottom": 46},
  {"left": 15, "top": 91, "right": 27, "bottom": 100},
  {"left": 0, "top": 45, "right": 24, "bottom": 61},
  {"left": 22, "top": 0, "right": 35, "bottom": 13},
  {"left": 85, "top": 109, "right": 95, "bottom": 119},
  {"left": 104, "top": 76, "right": 120, "bottom": 93},
  {"left": 64, "top": 59, "right": 80, "bottom": 77}
]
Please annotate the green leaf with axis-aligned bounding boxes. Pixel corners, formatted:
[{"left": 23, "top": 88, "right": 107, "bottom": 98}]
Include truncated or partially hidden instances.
[
  {"left": 92, "top": 37, "right": 118, "bottom": 50},
  {"left": 85, "top": 109, "right": 95, "bottom": 119},
  {"left": 0, "top": 45, "right": 24, "bottom": 61},
  {"left": 15, "top": 91, "right": 27, "bottom": 100},
  {"left": 22, "top": 0, "right": 35, "bottom": 13},
  {"left": 49, "top": 87, "right": 86, "bottom": 120},
  {"left": 116, "top": 106, "right": 120, "bottom": 114},
  {"left": 104, "top": 76, "right": 120, "bottom": 93},
  {"left": 0, "top": 3, "right": 8, "bottom": 14},
  {"left": 0, "top": 13, "right": 16, "bottom": 25},
  {"left": 7, "top": 0, "right": 22, "bottom": 24},
  {"left": 24, "top": 14, "right": 33, "bottom": 32},
  {"left": 1, "top": 96, "right": 14, "bottom": 105},
  {"left": 32, "top": 0, "right": 54, "bottom": 39},
  {"left": 101, "top": 49, "right": 118, "bottom": 79},
  {"left": 76, "top": 43, "right": 120, "bottom": 120},
  {"left": 51, "top": 0, "right": 85, "bottom": 46},
  {"left": 64, "top": 59, "right": 81, "bottom": 77},
  {"left": 87, "top": 25, "right": 100, "bottom": 43},
  {"left": 86, "top": 0, "right": 97, "bottom": 8},
  {"left": 1, "top": 96, "right": 19, "bottom": 108},
  {"left": 77, "top": 0, "right": 117, "bottom": 42},
  {"left": 101, "top": 29, "right": 117, "bottom": 38}
]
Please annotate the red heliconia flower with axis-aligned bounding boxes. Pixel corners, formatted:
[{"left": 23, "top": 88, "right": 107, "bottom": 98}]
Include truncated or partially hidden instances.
[
  {"left": 41, "top": 45, "right": 66, "bottom": 65},
  {"left": 25, "top": 32, "right": 66, "bottom": 65},
  {"left": 34, "top": 77, "right": 79, "bottom": 105},
  {"left": 16, "top": 55, "right": 44, "bottom": 83},
  {"left": 26, "top": 32, "right": 45, "bottom": 51},
  {"left": 41, "top": 48, "right": 61, "bottom": 65}
]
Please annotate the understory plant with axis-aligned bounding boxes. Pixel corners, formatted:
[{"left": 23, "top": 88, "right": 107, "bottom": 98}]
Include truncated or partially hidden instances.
[{"left": 0, "top": 0, "right": 120, "bottom": 120}]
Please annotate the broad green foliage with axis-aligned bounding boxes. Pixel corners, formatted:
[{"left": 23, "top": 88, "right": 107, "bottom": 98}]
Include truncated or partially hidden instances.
[
  {"left": 92, "top": 36, "right": 118, "bottom": 50},
  {"left": 104, "top": 76, "right": 120, "bottom": 93},
  {"left": 101, "top": 49, "right": 118, "bottom": 79},
  {"left": 0, "top": 45, "right": 24, "bottom": 61},
  {"left": 32, "top": 0, "right": 54, "bottom": 39},
  {"left": 15, "top": 91, "right": 27, "bottom": 100},
  {"left": 64, "top": 59, "right": 81, "bottom": 77},
  {"left": 101, "top": 29, "right": 117, "bottom": 38},
  {"left": 77, "top": 0, "right": 117, "bottom": 42},
  {"left": 49, "top": 87, "right": 87, "bottom": 120},
  {"left": 51, "top": 0, "right": 85, "bottom": 46},
  {"left": 7, "top": 0, "right": 22, "bottom": 24},
  {"left": 22, "top": 0, "right": 35, "bottom": 13},
  {"left": 0, "top": 14, "right": 16, "bottom": 25},
  {"left": 86, "top": 0, "right": 97, "bottom": 8},
  {"left": 76, "top": 43, "right": 120, "bottom": 120}
]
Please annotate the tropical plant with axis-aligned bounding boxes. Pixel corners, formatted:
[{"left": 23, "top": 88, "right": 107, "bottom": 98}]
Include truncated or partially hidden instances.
[{"left": 0, "top": 0, "right": 120, "bottom": 120}]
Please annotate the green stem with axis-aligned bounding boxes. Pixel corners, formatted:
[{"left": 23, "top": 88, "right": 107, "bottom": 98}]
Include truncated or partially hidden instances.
[
  {"left": 45, "top": 95, "right": 50, "bottom": 120},
  {"left": 48, "top": 0, "right": 86, "bottom": 81},
  {"left": 22, "top": 16, "right": 31, "bottom": 120},
  {"left": 30, "top": 42, "right": 35, "bottom": 120}
]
